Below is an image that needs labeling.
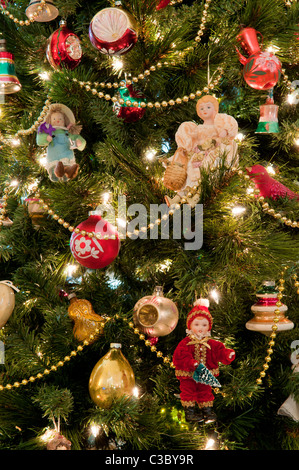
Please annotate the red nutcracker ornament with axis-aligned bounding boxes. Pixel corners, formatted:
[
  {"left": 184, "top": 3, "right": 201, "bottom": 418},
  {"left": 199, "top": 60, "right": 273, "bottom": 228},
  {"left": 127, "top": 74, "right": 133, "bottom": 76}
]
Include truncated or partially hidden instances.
[
  {"left": 89, "top": 6, "right": 138, "bottom": 55},
  {"left": 236, "top": 27, "right": 282, "bottom": 90},
  {"left": 46, "top": 20, "right": 82, "bottom": 70},
  {"left": 70, "top": 212, "right": 120, "bottom": 270}
]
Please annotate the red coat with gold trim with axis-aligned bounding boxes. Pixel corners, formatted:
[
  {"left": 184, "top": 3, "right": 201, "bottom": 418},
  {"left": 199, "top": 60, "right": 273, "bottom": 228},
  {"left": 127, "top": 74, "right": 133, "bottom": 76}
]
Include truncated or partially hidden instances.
[{"left": 173, "top": 335, "right": 235, "bottom": 379}]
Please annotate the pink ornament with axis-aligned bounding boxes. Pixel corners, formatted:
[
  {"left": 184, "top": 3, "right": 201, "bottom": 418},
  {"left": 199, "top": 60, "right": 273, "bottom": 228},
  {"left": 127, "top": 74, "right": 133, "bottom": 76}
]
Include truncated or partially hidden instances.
[
  {"left": 70, "top": 213, "right": 120, "bottom": 269},
  {"left": 89, "top": 7, "right": 137, "bottom": 55},
  {"left": 236, "top": 27, "right": 282, "bottom": 90}
]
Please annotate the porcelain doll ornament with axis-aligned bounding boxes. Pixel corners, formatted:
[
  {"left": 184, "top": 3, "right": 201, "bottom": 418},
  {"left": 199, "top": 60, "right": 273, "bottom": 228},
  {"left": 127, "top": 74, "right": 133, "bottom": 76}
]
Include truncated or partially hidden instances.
[
  {"left": 37, "top": 104, "right": 86, "bottom": 182},
  {"left": 173, "top": 298, "right": 235, "bottom": 424},
  {"left": 164, "top": 95, "right": 238, "bottom": 207}
]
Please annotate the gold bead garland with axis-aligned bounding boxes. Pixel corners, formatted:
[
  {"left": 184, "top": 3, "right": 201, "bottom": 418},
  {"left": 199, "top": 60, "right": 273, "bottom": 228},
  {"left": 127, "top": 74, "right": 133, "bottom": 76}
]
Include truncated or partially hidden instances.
[
  {"left": 292, "top": 273, "right": 299, "bottom": 295},
  {"left": 194, "top": 0, "right": 212, "bottom": 44},
  {"left": 0, "top": 173, "right": 202, "bottom": 239},
  {"left": 0, "top": 96, "right": 52, "bottom": 150},
  {"left": 281, "top": 69, "right": 297, "bottom": 94},
  {"left": 82, "top": 0, "right": 212, "bottom": 91},
  {"left": 31, "top": 183, "right": 201, "bottom": 240},
  {"left": 0, "top": 0, "right": 47, "bottom": 26},
  {"left": 0, "top": 313, "right": 174, "bottom": 393},
  {"left": 0, "top": 270, "right": 292, "bottom": 394},
  {"left": 16, "top": 96, "right": 52, "bottom": 137},
  {"left": 239, "top": 169, "right": 299, "bottom": 229},
  {"left": 0, "top": 182, "right": 10, "bottom": 229},
  {"left": 73, "top": 66, "right": 224, "bottom": 110},
  {"left": 255, "top": 271, "right": 287, "bottom": 386}
]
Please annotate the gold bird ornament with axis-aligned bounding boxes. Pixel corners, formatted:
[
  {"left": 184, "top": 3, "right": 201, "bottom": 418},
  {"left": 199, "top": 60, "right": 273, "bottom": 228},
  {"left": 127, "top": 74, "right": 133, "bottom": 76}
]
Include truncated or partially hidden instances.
[{"left": 67, "top": 293, "right": 104, "bottom": 343}]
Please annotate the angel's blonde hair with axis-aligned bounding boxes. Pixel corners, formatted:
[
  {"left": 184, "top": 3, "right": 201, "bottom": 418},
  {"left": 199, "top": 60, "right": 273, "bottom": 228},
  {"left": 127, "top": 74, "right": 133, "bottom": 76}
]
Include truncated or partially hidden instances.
[{"left": 196, "top": 95, "right": 219, "bottom": 116}]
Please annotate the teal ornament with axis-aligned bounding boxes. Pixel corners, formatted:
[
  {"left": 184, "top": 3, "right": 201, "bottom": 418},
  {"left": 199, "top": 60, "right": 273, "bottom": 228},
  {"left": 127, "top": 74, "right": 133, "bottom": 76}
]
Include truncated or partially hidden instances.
[
  {"left": 193, "top": 363, "right": 221, "bottom": 387},
  {"left": 0, "top": 39, "right": 21, "bottom": 94},
  {"left": 113, "top": 84, "right": 146, "bottom": 123}
]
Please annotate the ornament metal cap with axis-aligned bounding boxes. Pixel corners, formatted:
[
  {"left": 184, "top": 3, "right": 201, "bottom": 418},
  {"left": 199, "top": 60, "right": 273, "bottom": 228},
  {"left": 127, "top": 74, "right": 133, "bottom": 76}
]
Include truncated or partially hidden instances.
[
  {"left": 67, "top": 293, "right": 77, "bottom": 300},
  {"left": 110, "top": 343, "right": 122, "bottom": 348},
  {"left": 263, "top": 281, "right": 276, "bottom": 287},
  {"left": 153, "top": 286, "right": 164, "bottom": 297},
  {"left": 26, "top": 0, "right": 59, "bottom": 23}
]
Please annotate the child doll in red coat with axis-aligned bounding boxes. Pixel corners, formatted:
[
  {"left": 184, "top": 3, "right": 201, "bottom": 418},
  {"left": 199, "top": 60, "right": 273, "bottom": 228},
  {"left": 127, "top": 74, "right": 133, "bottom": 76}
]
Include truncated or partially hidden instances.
[{"left": 173, "top": 298, "right": 235, "bottom": 424}]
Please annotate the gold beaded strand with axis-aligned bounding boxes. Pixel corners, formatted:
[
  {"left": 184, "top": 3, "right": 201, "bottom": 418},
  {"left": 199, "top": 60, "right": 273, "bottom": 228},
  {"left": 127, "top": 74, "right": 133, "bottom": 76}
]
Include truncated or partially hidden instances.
[
  {"left": 32, "top": 184, "right": 198, "bottom": 240},
  {"left": 87, "top": 0, "right": 212, "bottom": 91},
  {"left": 0, "top": 96, "right": 52, "bottom": 150},
  {"left": 0, "top": 182, "right": 10, "bottom": 230},
  {"left": 256, "top": 270, "right": 287, "bottom": 385},
  {"left": 0, "top": 314, "right": 174, "bottom": 392},
  {"left": 75, "top": 65, "right": 224, "bottom": 110}
]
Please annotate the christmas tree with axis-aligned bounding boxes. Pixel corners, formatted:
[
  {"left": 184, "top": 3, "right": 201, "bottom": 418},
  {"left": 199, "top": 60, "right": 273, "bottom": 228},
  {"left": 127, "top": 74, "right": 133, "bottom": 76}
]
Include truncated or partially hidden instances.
[{"left": 0, "top": 0, "right": 298, "bottom": 452}]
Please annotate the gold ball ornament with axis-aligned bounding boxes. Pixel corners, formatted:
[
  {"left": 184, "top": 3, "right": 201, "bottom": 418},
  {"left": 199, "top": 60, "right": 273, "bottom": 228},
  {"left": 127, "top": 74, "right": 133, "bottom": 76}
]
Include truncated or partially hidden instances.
[
  {"left": 89, "top": 343, "right": 135, "bottom": 408},
  {"left": 0, "top": 281, "right": 19, "bottom": 328},
  {"left": 133, "top": 286, "right": 178, "bottom": 338}
]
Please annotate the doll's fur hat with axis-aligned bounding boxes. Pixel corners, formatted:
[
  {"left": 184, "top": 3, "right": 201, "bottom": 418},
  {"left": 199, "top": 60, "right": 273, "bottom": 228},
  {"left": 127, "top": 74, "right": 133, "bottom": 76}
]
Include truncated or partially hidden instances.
[{"left": 186, "top": 298, "right": 213, "bottom": 331}]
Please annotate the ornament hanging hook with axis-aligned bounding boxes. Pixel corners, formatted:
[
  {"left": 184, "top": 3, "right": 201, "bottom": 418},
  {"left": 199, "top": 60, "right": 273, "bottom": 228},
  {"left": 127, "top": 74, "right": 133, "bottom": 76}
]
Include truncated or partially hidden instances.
[{"left": 207, "top": 51, "right": 211, "bottom": 86}]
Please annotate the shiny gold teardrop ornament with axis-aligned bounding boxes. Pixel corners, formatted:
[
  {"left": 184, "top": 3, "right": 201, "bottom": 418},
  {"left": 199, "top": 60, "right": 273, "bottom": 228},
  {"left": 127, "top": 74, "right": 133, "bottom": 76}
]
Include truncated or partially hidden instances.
[{"left": 89, "top": 343, "right": 135, "bottom": 408}]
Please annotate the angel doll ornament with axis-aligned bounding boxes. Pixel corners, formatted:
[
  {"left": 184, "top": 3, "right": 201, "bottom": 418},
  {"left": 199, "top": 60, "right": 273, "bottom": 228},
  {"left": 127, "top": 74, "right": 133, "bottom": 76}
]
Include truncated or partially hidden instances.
[
  {"left": 37, "top": 104, "right": 86, "bottom": 182},
  {"left": 164, "top": 95, "right": 238, "bottom": 207}
]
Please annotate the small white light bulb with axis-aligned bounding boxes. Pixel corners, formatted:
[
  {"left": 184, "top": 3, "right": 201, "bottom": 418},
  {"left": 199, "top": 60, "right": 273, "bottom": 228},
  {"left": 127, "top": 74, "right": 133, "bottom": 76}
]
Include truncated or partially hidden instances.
[{"left": 231, "top": 206, "right": 246, "bottom": 217}]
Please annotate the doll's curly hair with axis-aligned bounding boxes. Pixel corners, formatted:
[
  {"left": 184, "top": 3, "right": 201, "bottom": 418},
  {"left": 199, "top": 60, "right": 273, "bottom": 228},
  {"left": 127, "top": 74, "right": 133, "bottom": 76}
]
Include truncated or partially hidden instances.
[{"left": 45, "top": 105, "right": 82, "bottom": 135}]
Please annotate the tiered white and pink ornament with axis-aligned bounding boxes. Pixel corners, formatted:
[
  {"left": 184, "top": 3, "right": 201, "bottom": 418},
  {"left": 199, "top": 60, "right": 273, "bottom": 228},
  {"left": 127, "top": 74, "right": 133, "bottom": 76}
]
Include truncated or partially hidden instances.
[{"left": 246, "top": 281, "right": 294, "bottom": 336}]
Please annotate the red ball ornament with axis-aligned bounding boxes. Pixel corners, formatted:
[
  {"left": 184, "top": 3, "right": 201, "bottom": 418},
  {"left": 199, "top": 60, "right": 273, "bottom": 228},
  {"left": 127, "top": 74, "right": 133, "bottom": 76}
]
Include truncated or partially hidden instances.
[
  {"left": 46, "top": 20, "right": 82, "bottom": 70},
  {"left": 70, "top": 213, "right": 120, "bottom": 270},
  {"left": 156, "top": 0, "right": 171, "bottom": 10},
  {"left": 236, "top": 27, "right": 282, "bottom": 90},
  {"left": 113, "top": 84, "right": 146, "bottom": 123},
  {"left": 89, "top": 7, "right": 138, "bottom": 55}
]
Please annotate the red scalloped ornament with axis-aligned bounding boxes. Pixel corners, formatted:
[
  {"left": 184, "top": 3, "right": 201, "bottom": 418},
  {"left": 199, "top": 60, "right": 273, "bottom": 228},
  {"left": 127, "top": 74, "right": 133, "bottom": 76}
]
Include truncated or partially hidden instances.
[
  {"left": 89, "top": 7, "right": 137, "bottom": 55},
  {"left": 46, "top": 21, "right": 82, "bottom": 70}
]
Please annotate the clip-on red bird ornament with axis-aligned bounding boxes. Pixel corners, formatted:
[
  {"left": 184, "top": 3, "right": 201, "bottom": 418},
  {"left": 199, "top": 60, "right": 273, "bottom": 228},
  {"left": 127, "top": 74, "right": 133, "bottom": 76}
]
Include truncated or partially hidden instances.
[{"left": 246, "top": 164, "right": 299, "bottom": 201}]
